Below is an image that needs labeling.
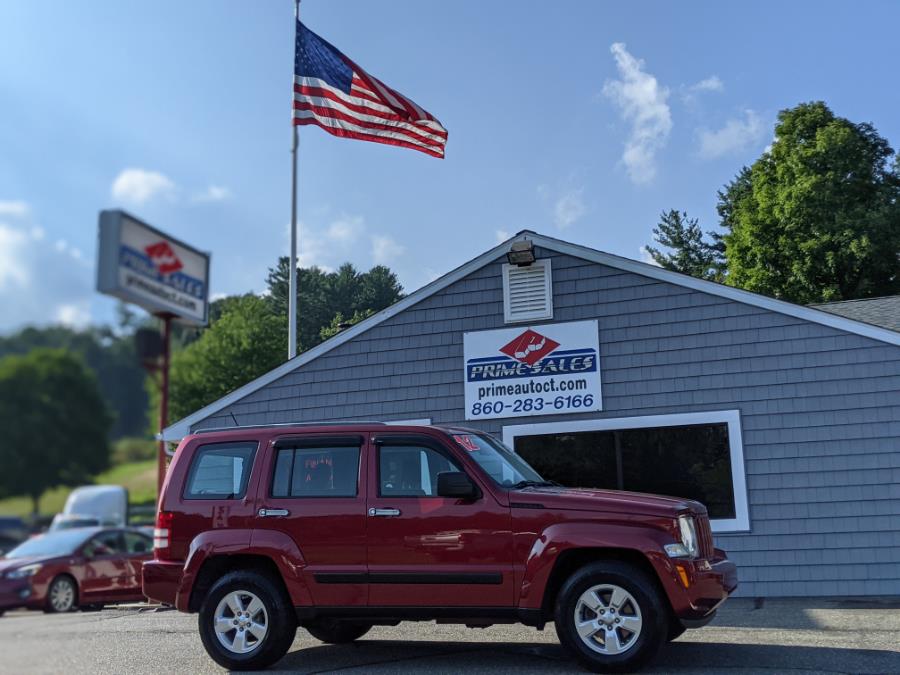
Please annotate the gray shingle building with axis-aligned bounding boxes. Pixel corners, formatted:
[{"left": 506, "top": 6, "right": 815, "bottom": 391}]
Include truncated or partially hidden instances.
[{"left": 163, "top": 231, "right": 900, "bottom": 598}]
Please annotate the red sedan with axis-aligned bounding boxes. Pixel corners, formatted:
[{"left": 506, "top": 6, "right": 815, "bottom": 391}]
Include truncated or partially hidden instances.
[{"left": 0, "top": 527, "right": 151, "bottom": 615}]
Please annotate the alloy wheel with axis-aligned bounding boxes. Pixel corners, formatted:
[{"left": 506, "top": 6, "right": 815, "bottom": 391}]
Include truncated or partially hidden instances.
[
  {"left": 213, "top": 590, "right": 269, "bottom": 655},
  {"left": 573, "top": 583, "right": 643, "bottom": 655},
  {"left": 50, "top": 578, "right": 75, "bottom": 612}
]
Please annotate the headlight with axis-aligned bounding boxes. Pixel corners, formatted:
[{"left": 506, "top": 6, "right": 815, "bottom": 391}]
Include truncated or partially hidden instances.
[
  {"left": 6, "top": 563, "right": 42, "bottom": 579},
  {"left": 664, "top": 515, "right": 699, "bottom": 558}
]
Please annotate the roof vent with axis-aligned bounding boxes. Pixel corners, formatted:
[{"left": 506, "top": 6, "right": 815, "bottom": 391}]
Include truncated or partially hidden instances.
[{"left": 502, "top": 259, "right": 553, "bottom": 323}]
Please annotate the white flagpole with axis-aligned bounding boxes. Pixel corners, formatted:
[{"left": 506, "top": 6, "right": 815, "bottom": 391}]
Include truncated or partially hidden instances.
[{"left": 288, "top": 0, "right": 301, "bottom": 359}]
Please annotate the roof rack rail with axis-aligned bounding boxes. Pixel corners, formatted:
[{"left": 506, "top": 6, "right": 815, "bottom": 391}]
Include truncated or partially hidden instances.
[{"left": 193, "top": 420, "right": 390, "bottom": 435}]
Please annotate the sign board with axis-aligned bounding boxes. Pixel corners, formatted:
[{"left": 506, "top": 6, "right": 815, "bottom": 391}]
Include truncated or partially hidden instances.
[
  {"left": 96, "top": 210, "right": 210, "bottom": 325},
  {"left": 463, "top": 320, "right": 602, "bottom": 420}
]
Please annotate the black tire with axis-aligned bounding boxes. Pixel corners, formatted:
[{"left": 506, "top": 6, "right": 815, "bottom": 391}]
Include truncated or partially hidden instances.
[
  {"left": 198, "top": 570, "right": 297, "bottom": 671},
  {"left": 44, "top": 575, "right": 78, "bottom": 613},
  {"left": 305, "top": 620, "right": 372, "bottom": 644},
  {"left": 554, "top": 561, "right": 667, "bottom": 673},
  {"left": 667, "top": 622, "right": 686, "bottom": 642}
]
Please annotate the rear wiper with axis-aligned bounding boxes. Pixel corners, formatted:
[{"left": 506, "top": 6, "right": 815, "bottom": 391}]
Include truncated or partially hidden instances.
[{"left": 511, "top": 480, "right": 560, "bottom": 489}]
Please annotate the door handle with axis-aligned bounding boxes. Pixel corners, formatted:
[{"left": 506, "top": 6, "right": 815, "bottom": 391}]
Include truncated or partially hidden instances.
[
  {"left": 368, "top": 508, "right": 401, "bottom": 517},
  {"left": 258, "top": 508, "right": 290, "bottom": 517}
]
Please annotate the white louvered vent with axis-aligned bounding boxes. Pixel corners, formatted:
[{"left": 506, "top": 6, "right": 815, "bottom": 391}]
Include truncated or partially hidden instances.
[{"left": 503, "top": 259, "right": 553, "bottom": 323}]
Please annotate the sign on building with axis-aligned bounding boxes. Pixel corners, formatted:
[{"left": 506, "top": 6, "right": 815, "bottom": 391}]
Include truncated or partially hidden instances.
[
  {"left": 96, "top": 210, "right": 210, "bottom": 325},
  {"left": 464, "top": 320, "right": 602, "bottom": 420}
]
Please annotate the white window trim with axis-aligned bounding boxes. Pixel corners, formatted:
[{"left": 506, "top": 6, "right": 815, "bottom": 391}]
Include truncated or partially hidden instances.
[
  {"left": 502, "top": 410, "right": 750, "bottom": 534},
  {"left": 385, "top": 418, "right": 432, "bottom": 425},
  {"left": 502, "top": 259, "right": 553, "bottom": 323}
]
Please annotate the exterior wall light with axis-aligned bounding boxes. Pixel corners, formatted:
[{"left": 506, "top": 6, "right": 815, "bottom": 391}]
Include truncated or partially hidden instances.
[{"left": 506, "top": 240, "right": 536, "bottom": 266}]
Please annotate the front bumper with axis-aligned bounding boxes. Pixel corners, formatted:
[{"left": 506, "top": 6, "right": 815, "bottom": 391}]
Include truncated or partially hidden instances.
[
  {"left": 0, "top": 580, "right": 33, "bottom": 611},
  {"left": 665, "top": 549, "right": 738, "bottom": 621}
]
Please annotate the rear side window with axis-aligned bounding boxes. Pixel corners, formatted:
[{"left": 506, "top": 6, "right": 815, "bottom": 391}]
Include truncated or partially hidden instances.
[
  {"left": 184, "top": 442, "right": 257, "bottom": 500},
  {"left": 271, "top": 446, "right": 360, "bottom": 498}
]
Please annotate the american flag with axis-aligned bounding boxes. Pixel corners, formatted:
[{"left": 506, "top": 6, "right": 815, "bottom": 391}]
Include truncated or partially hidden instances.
[{"left": 293, "top": 21, "right": 447, "bottom": 159}]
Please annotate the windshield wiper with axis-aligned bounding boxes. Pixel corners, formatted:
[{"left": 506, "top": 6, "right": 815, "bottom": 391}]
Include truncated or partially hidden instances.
[{"left": 511, "top": 479, "right": 560, "bottom": 490}]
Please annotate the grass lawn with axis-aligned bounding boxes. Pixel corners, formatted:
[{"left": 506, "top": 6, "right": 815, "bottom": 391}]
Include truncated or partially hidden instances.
[{"left": 0, "top": 460, "right": 157, "bottom": 518}]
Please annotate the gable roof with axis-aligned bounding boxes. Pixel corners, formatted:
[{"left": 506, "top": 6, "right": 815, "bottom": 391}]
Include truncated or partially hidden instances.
[
  {"left": 161, "top": 230, "right": 900, "bottom": 440},
  {"left": 813, "top": 295, "right": 900, "bottom": 333}
]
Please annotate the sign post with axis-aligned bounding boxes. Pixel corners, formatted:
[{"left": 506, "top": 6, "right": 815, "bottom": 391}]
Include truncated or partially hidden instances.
[{"left": 97, "top": 209, "right": 210, "bottom": 497}]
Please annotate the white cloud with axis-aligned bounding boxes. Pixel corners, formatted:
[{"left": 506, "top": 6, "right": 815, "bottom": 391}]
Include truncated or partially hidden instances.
[
  {"left": 602, "top": 43, "right": 672, "bottom": 184},
  {"left": 698, "top": 110, "right": 766, "bottom": 159},
  {"left": 495, "top": 229, "right": 511, "bottom": 244},
  {"left": 111, "top": 168, "right": 176, "bottom": 204},
  {"left": 54, "top": 303, "right": 91, "bottom": 328},
  {"left": 639, "top": 245, "right": 661, "bottom": 267},
  {"left": 553, "top": 188, "right": 586, "bottom": 229},
  {"left": 0, "top": 222, "right": 94, "bottom": 332},
  {"left": 284, "top": 215, "right": 401, "bottom": 270},
  {"left": 371, "top": 234, "right": 405, "bottom": 265},
  {"left": 326, "top": 216, "right": 364, "bottom": 245},
  {"left": 690, "top": 75, "right": 724, "bottom": 93},
  {"left": 192, "top": 185, "right": 231, "bottom": 203},
  {"left": 0, "top": 200, "right": 29, "bottom": 218}
]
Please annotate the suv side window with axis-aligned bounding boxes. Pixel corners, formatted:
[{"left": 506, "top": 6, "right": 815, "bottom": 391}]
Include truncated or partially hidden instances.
[
  {"left": 378, "top": 445, "right": 462, "bottom": 497},
  {"left": 184, "top": 442, "right": 257, "bottom": 500},
  {"left": 271, "top": 445, "right": 361, "bottom": 498}
]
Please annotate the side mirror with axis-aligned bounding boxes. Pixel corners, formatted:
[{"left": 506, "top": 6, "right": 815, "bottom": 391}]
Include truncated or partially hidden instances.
[{"left": 437, "top": 471, "right": 478, "bottom": 500}]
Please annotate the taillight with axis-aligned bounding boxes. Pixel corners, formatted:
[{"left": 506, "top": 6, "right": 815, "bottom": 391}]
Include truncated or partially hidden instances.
[{"left": 154, "top": 510, "right": 174, "bottom": 559}]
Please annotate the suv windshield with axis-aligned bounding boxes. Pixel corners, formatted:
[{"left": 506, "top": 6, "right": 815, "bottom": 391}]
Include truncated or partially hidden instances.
[
  {"left": 448, "top": 433, "right": 547, "bottom": 487},
  {"left": 4, "top": 529, "right": 92, "bottom": 559}
]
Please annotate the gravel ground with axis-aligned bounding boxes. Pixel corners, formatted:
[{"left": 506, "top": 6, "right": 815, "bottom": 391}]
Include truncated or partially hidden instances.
[{"left": 0, "top": 598, "right": 898, "bottom": 674}]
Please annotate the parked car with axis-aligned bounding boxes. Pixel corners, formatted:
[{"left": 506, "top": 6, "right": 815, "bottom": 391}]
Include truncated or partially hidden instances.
[
  {"left": 143, "top": 423, "right": 737, "bottom": 672},
  {"left": 0, "top": 517, "right": 29, "bottom": 556},
  {"left": 54, "top": 485, "right": 129, "bottom": 529},
  {"left": 0, "top": 527, "right": 152, "bottom": 615},
  {"left": 48, "top": 514, "right": 118, "bottom": 532}
]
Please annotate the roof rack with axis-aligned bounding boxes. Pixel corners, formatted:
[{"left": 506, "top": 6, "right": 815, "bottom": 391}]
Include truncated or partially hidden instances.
[{"left": 193, "top": 421, "right": 391, "bottom": 435}]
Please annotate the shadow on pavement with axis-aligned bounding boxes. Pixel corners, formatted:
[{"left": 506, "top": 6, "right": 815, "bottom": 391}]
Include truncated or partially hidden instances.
[{"left": 269, "top": 638, "right": 900, "bottom": 674}]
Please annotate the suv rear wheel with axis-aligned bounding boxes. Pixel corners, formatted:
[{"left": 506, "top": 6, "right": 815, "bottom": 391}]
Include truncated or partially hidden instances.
[
  {"left": 198, "top": 570, "right": 296, "bottom": 670},
  {"left": 305, "top": 619, "right": 372, "bottom": 644},
  {"left": 554, "top": 561, "right": 666, "bottom": 673}
]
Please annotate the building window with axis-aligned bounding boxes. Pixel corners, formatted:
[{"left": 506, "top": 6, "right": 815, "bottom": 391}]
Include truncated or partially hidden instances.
[
  {"left": 503, "top": 411, "right": 750, "bottom": 533},
  {"left": 502, "top": 259, "right": 553, "bottom": 323}
]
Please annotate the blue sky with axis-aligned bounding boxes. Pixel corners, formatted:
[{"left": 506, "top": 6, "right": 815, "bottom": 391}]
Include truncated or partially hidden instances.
[{"left": 1, "top": 0, "right": 899, "bottom": 332}]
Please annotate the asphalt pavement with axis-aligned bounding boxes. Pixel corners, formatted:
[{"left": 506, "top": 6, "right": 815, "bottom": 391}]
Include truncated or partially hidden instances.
[{"left": 0, "top": 598, "right": 898, "bottom": 674}]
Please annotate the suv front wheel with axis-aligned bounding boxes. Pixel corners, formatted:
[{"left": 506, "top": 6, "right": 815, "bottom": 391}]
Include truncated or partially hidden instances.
[
  {"left": 555, "top": 561, "right": 666, "bottom": 673},
  {"left": 198, "top": 570, "right": 296, "bottom": 670}
]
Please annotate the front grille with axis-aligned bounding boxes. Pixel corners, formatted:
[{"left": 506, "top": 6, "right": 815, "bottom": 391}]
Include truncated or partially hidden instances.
[{"left": 696, "top": 515, "right": 715, "bottom": 559}]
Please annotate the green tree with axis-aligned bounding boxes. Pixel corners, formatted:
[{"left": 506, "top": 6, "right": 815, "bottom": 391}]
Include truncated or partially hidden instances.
[
  {"left": 0, "top": 349, "right": 112, "bottom": 515},
  {"left": 645, "top": 210, "right": 725, "bottom": 280},
  {"left": 266, "top": 260, "right": 403, "bottom": 351},
  {"left": 159, "top": 295, "right": 287, "bottom": 422},
  {"left": 0, "top": 325, "right": 147, "bottom": 439},
  {"left": 724, "top": 101, "right": 900, "bottom": 303}
]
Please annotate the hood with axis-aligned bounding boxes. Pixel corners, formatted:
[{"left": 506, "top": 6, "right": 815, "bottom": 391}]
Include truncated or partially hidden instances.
[{"left": 510, "top": 486, "right": 706, "bottom": 518}]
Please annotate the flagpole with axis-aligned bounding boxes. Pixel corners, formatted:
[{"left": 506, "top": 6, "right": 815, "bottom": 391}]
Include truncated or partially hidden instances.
[{"left": 288, "top": 0, "right": 300, "bottom": 359}]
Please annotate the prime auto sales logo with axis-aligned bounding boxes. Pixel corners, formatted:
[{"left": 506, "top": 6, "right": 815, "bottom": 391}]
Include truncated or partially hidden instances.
[
  {"left": 466, "top": 328, "right": 597, "bottom": 382},
  {"left": 144, "top": 241, "right": 183, "bottom": 275}
]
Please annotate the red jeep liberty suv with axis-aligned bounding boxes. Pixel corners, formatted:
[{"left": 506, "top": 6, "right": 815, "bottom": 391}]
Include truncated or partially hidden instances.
[{"left": 143, "top": 423, "right": 737, "bottom": 672}]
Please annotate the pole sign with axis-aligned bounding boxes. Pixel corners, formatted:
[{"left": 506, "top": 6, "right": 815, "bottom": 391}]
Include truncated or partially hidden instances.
[
  {"left": 96, "top": 210, "right": 210, "bottom": 325},
  {"left": 463, "top": 319, "right": 602, "bottom": 420}
]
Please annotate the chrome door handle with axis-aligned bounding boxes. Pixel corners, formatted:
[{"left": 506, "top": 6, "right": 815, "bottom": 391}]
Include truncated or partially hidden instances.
[
  {"left": 258, "top": 508, "right": 290, "bottom": 517},
  {"left": 368, "top": 508, "right": 401, "bottom": 517}
]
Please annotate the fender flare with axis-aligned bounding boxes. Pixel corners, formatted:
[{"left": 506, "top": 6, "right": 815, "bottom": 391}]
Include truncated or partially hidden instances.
[
  {"left": 517, "top": 521, "right": 677, "bottom": 610},
  {"left": 176, "top": 529, "right": 311, "bottom": 611}
]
